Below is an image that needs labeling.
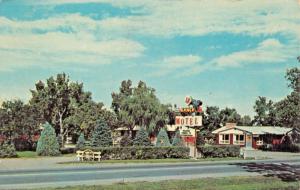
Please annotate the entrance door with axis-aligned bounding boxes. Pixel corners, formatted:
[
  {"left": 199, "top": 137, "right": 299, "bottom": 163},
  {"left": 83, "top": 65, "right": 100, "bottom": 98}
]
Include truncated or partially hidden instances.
[{"left": 246, "top": 133, "right": 252, "bottom": 149}]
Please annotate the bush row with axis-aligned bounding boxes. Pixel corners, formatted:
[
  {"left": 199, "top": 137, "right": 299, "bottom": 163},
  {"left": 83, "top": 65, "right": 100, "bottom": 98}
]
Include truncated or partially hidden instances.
[
  {"left": 197, "top": 145, "right": 240, "bottom": 158},
  {"left": 80, "top": 146, "right": 190, "bottom": 160}
]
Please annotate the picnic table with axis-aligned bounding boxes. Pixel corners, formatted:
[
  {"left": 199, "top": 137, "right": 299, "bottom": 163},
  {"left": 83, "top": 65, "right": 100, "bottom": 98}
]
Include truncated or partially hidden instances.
[{"left": 76, "top": 149, "right": 101, "bottom": 161}]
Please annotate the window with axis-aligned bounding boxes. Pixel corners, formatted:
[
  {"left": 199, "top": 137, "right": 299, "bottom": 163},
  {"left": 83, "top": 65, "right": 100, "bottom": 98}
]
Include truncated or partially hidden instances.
[
  {"left": 219, "top": 134, "right": 230, "bottom": 144},
  {"left": 256, "top": 137, "right": 263, "bottom": 145},
  {"left": 234, "top": 134, "right": 245, "bottom": 145}
]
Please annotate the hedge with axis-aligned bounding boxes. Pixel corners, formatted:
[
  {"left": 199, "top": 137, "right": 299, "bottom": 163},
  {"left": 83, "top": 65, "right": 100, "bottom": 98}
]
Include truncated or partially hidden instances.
[
  {"left": 80, "top": 146, "right": 190, "bottom": 160},
  {"left": 197, "top": 145, "right": 240, "bottom": 158}
]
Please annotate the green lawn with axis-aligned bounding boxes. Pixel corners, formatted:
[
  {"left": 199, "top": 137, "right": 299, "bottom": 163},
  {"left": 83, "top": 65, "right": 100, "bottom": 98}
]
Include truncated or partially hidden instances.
[
  {"left": 16, "top": 151, "right": 37, "bottom": 158},
  {"left": 58, "top": 157, "right": 246, "bottom": 164},
  {"left": 43, "top": 176, "right": 300, "bottom": 190}
]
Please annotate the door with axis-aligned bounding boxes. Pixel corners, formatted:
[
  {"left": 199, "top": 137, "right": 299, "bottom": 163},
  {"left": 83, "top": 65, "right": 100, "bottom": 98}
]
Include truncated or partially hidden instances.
[{"left": 246, "top": 133, "right": 252, "bottom": 149}]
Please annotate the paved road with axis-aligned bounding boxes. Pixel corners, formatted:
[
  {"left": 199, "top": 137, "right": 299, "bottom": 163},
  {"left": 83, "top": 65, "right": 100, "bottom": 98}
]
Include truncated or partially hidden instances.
[{"left": 0, "top": 159, "right": 299, "bottom": 189}]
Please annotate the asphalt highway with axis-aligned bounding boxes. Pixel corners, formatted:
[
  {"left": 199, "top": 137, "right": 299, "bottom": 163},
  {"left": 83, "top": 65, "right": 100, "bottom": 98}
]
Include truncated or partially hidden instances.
[{"left": 0, "top": 159, "right": 299, "bottom": 189}]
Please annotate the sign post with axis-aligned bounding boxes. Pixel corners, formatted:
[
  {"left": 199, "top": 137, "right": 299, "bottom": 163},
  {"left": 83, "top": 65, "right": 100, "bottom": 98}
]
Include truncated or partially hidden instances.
[{"left": 175, "top": 115, "right": 202, "bottom": 158}]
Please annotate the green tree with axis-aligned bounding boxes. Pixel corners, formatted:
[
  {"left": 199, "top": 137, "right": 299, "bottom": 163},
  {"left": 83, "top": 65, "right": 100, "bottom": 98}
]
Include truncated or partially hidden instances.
[
  {"left": 29, "top": 73, "right": 98, "bottom": 147},
  {"left": 36, "top": 123, "right": 60, "bottom": 156},
  {"left": 133, "top": 127, "right": 151, "bottom": 146},
  {"left": 91, "top": 119, "right": 113, "bottom": 147},
  {"left": 172, "top": 130, "right": 184, "bottom": 146},
  {"left": 156, "top": 128, "right": 171, "bottom": 147},
  {"left": 253, "top": 96, "right": 277, "bottom": 126},
  {"left": 112, "top": 80, "right": 169, "bottom": 137},
  {"left": 196, "top": 132, "right": 206, "bottom": 146},
  {"left": 76, "top": 133, "right": 85, "bottom": 150},
  {"left": 65, "top": 99, "right": 117, "bottom": 140},
  {"left": 201, "top": 106, "right": 221, "bottom": 137},
  {"left": 275, "top": 60, "right": 300, "bottom": 129},
  {"left": 275, "top": 92, "right": 300, "bottom": 129},
  {"left": 0, "top": 100, "right": 25, "bottom": 143},
  {"left": 240, "top": 115, "right": 252, "bottom": 126},
  {"left": 219, "top": 107, "right": 241, "bottom": 126},
  {"left": 285, "top": 67, "right": 300, "bottom": 93},
  {"left": 0, "top": 100, "right": 40, "bottom": 150}
]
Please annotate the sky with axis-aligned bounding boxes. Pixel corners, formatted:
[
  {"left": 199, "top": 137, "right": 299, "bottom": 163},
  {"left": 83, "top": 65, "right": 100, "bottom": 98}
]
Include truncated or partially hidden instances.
[{"left": 0, "top": 0, "right": 299, "bottom": 117}]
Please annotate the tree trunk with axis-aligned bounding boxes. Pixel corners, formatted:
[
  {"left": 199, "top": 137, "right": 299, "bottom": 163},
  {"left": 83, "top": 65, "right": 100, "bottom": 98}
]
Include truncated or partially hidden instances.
[{"left": 59, "top": 113, "right": 64, "bottom": 148}]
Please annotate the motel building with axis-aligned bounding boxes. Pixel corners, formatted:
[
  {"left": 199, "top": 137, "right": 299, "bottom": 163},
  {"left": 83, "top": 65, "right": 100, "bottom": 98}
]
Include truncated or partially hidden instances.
[
  {"left": 114, "top": 115, "right": 202, "bottom": 157},
  {"left": 212, "top": 123, "right": 292, "bottom": 149}
]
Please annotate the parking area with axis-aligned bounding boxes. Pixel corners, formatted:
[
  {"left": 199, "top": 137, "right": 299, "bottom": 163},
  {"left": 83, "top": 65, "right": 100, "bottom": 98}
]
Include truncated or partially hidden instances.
[{"left": 243, "top": 149, "right": 300, "bottom": 159}]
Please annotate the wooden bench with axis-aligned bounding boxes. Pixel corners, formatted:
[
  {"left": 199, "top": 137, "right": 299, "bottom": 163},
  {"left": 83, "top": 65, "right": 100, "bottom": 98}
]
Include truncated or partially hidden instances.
[{"left": 76, "top": 149, "right": 101, "bottom": 162}]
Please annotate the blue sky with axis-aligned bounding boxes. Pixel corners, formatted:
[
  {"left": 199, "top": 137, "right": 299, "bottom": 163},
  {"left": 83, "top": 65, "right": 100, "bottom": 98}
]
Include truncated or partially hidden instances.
[{"left": 0, "top": 0, "right": 299, "bottom": 117}]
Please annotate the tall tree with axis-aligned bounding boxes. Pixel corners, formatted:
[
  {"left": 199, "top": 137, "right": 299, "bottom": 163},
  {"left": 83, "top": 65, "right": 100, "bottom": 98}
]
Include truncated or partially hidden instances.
[
  {"left": 285, "top": 67, "right": 300, "bottom": 93},
  {"left": 219, "top": 107, "right": 241, "bottom": 126},
  {"left": 253, "top": 96, "right": 277, "bottom": 126},
  {"left": 29, "top": 73, "right": 96, "bottom": 147},
  {"left": 0, "top": 100, "right": 40, "bottom": 149},
  {"left": 112, "top": 80, "right": 169, "bottom": 137},
  {"left": 240, "top": 115, "right": 252, "bottom": 126},
  {"left": 275, "top": 92, "right": 300, "bottom": 129}
]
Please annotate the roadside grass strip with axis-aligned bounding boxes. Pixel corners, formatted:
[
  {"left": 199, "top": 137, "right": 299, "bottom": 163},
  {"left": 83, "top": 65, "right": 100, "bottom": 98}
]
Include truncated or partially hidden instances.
[{"left": 40, "top": 176, "right": 300, "bottom": 190}]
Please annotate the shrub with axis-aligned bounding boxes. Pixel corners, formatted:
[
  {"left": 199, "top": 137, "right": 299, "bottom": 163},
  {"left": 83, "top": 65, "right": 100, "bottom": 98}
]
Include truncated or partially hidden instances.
[
  {"left": 36, "top": 123, "right": 60, "bottom": 156},
  {"left": 76, "top": 133, "right": 85, "bottom": 150},
  {"left": 0, "top": 141, "right": 17, "bottom": 158},
  {"left": 196, "top": 132, "right": 205, "bottom": 146},
  {"left": 156, "top": 128, "right": 171, "bottom": 147},
  {"left": 133, "top": 127, "right": 151, "bottom": 146},
  {"left": 91, "top": 119, "right": 113, "bottom": 147},
  {"left": 13, "top": 136, "right": 37, "bottom": 151},
  {"left": 79, "top": 146, "right": 190, "bottom": 160},
  {"left": 197, "top": 145, "right": 240, "bottom": 158},
  {"left": 60, "top": 147, "right": 76, "bottom": 154},
  {"left": 273, "top": 144, "right": 300, "bottom": 152},
  {"left": 120, "top": 132, "right": 133, "bottom": 147},
  {"left": 172, "top": 130, "right": 184, "bottom": 146}
]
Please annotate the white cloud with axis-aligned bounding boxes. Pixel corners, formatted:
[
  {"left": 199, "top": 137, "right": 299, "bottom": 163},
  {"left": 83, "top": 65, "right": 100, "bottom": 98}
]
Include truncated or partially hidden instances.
[
  {"left": 0, "top": 15, "right": 145, "bottom": 71},
  {"left": 148, "top": 55, "right": 203, "bottom": 77},
  {"left": 1, "top": 0, "right": 299, "bottom": 72},
  {"left": 20, "top": 1, "right": 300, "bottom": 40},
  {"left": 212, "top": 39, "right": 293, "bottom": 67},
  {"left": 95, "top": 0, "right": 300, "bottom": 39}
]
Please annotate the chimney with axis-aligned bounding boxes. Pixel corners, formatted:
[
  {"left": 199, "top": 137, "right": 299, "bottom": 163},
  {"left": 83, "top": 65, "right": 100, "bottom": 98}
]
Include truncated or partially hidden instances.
[{"left": 225, "top": 123, "right": 236, "bottom": 128}]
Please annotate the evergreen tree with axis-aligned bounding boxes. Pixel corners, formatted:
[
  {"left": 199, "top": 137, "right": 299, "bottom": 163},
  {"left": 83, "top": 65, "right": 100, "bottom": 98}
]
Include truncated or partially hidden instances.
[
  {"left": 120, "top": 132, "right": 133, "bottom": 147},
  {"left": 133, "top": 127, "right": 151, "bottom": 146},
  {"left": 91, "top": 119, "right": 112, "bottom": 147},
  {"left": 156, "top": 128, "right": 171, "bottom": 147},
  {"left": 76, "top": 133, "right": 85, "bottom": 150},
  {"left": 36, "top": 123, "right": 60, "bottom": 156},
  {"left": 172, "top": 130, "right": 184, "bottom": 146}
]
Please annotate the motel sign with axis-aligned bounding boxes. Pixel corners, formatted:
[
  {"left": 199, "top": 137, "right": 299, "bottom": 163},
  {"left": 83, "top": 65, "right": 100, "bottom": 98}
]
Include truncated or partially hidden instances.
[{"left": 175, "top": 116, "right": 202, "bottom": 127}]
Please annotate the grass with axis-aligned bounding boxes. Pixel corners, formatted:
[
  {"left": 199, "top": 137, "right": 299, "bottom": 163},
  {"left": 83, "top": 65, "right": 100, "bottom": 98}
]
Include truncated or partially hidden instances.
[
  {"left": 42, "top": 176, "right": 300, "bottom": 190},
  {"left": 16, "top": 151, "right": 75, "bottom": 158},
  {"left": 16, "top": 151, "right": 38, "bottom": 158},
  {"left": 58, "top": 157, "right": 247, "bottom": 164}
]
